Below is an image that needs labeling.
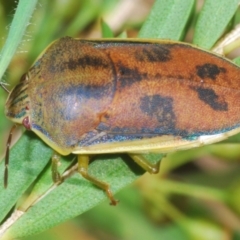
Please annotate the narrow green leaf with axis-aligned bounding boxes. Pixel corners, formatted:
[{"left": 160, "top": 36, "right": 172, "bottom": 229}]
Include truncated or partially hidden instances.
[
  {"left": 138, "top": 0, "right": 195, "bottom": 40},
  {"left": 117, "top": 31, "right": 127, "bottom": 39},
  {"left": 101, "top": 20, "right": 114, "bottom": 38},
  {"left": 18, "top": 154, "right": 75, "bottom": 212},
  {"left": 62, "top": 0, "right": 100, "bottom": 37},
  {"left": 0, "top": 132, "right": 52, "bottom": 222},
  {"left": 0, "top": 0, "right": 38, "bottom": 81},
  {"left": 233, "top": 56, "right": 240, "bottom": 66},
  {"left": 3, "top": 155, "right": 151, "bottom": 238},
  {"left": 193, "top": 0, "right": 239, "bottom": 49}
]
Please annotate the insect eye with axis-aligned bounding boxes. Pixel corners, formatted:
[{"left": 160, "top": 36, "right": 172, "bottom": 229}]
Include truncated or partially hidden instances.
[{"left": 22, "top": 116, "right": 31, "bottom": 130}]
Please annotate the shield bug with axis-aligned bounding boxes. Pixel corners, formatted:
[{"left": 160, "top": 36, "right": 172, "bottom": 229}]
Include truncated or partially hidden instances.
[{"left": 3, "top": 37, "right": 240, "bottom": 205}]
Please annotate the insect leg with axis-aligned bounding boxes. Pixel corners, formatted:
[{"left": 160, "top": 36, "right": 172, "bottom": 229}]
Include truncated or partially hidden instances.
[
  {"left": 128, "top": 153, "right": 161, "bottom": 174},
  {"left": 4, "top": 124, "right": 17, "bottom": 188},
  {"left": 51, "top": 153, "right": 62, "bottom": 183},
  {"left": 77, "top": 155, "right": 118, "bottom": 206}
]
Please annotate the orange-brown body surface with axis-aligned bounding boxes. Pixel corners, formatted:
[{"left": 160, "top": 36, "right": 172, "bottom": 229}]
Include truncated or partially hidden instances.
[{"left": 5, "top": 37, "right": 240, "bottom": 155}]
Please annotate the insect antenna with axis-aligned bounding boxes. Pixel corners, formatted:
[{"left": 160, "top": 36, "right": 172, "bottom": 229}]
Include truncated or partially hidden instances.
[
  {"left": 4, "top": 124, "right": 17, "bottom": 188},
  {"left": 0, "top": 82, "right": 10, "bottom": 94}
]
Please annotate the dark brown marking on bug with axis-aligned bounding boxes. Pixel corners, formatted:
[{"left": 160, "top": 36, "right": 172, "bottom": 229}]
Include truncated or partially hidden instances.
[
  {"left": 191, "top": 86, "right": 228, "bottom": 111},
  {"left": 28, "top": 64, "right": 41, "bottom": 79},
  {"left": 65, "top": 82, "right": 112, "bottom": 100},
  {"left": 6, "top": 107, "right": 27, "bottom": 119},
  {"left": 66, "top": 55, "right": 109, "bottom": 71},
  {"left": 176, "top": 75, "right": 185, "bottom": 80},
  {"left": 7, "top": 87, "right": 30, "bottom": 120},
  {"left": 154, "top": 73, "right": 162, "bottom": 79},
  {"left": 135, "top": 45, "right": 172, "bottom": 62},
  {"left": 10, "top": 86, "right": 28, "bottom": 101},
  {"left": 12, "top": 81, "right": 24, "bottom": 91},
  {"left": 19, "top": 73, "right": 27, "bottom": 82},
  {"left": 117, "top": 64, "right": 144, "bottom": 87},
  {"left": 44, "top": 38, "right": 111, "bottom": 74},
  {"left": 9, "top": 84, "right": 27, "bottom": 100},
  {"left": 8, "top": 94, "right": 28, "bottom": 108},
  {"left": 140, "top": 95, "right": 176, "bottom": 130},
  {"left": 196, "top": 63, "right": 226, "bottom": 80}
]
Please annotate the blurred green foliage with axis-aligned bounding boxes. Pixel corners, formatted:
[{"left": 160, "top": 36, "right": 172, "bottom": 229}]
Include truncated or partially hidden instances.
[{"left": 1, "top": 0, "right": 240, "bottom": 239}]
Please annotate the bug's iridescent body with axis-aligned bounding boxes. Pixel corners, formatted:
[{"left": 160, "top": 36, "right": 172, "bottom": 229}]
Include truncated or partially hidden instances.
[{"left": 4, "top": 37, "right": 240, "bottom": 204}]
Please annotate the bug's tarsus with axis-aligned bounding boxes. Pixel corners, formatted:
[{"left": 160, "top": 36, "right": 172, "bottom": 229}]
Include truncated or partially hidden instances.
[
  {"left": 128, "top": 153, "right": 162, "bottom": 174},
  {"left": 51, "top": 153, "right": 63, "bottom": 184},
  {"left": 4, "top": 125, "right": 17, "bottom": 188},
  {"left": 0, "top": 82, "right": 10, "bottom": 94},
  {"left": 107, "top": 189, "right": 119, "bottom": 206}
]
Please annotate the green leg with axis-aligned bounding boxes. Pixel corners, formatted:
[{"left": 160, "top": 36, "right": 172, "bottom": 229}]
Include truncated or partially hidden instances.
[
  {"left": 78, "top": 155, "right": 118, "bottom": 206},
  {"left": 128, "top": 153, "right": 161, "bottom": 174},
  {"left": 51, "top": 153, "right": 62, "bottom": 183}
]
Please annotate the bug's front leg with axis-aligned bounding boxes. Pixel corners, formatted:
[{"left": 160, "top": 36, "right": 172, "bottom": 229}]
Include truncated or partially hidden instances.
[
  {"left": 51, "top": 153, "right": 62, "bottom": 183},
  {"left": 128, "top": 153, "right": 162, "bottom": 174},
  {"left": 77, "top": 155, "right": 118, "bottom": 206}
]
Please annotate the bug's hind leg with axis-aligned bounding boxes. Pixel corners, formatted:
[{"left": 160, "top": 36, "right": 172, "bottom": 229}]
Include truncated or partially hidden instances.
[
  {"left": 77, "top": 155, "right": 119, "bottom": 206},
  {"left": 51, "top": 153, "right": 63, "bottom": 183},
  {"left": 128, "top": 153, "right": 162, "bottom": 174}
]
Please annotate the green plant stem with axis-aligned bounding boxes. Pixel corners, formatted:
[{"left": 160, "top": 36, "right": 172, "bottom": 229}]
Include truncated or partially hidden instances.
[
  {"left": 150, "top": 178, "right": 227, "bottom": 202},
  {"left": 151, "top": 193, "right": 187, "bottom": 223}
]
